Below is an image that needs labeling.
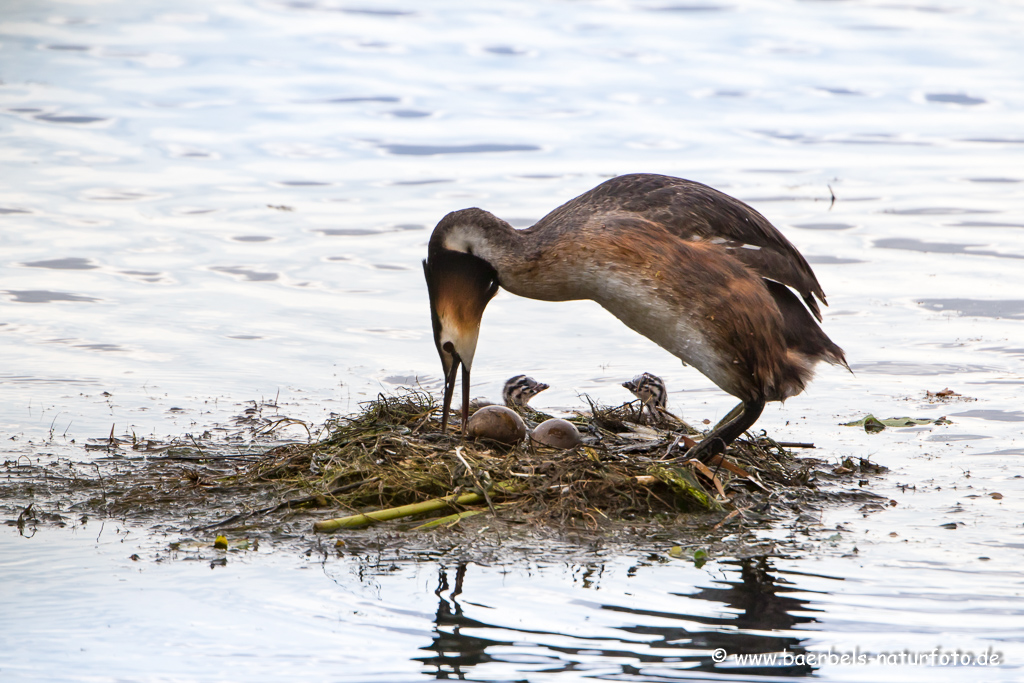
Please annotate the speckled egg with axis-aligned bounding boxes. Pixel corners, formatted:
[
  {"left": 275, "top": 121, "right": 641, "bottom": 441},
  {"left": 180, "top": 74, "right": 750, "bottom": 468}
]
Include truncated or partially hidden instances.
[
  {"left": 466, "top": 405, "right": 527, "bottom": 444},
  {"left": 531, "top": 418, "right": 581, "bottom": 449}
]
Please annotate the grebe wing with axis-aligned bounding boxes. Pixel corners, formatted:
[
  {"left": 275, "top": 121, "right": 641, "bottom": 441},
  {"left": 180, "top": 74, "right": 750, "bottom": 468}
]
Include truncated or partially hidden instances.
[{"left": 530, "top": 173, "right": 827, "bottom": 321}]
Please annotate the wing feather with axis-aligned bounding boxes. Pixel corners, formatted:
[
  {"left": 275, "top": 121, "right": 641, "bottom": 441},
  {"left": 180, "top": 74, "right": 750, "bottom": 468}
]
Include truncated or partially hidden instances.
[{"left": 530, "top": 174, "right": 827, "bottom": 321}]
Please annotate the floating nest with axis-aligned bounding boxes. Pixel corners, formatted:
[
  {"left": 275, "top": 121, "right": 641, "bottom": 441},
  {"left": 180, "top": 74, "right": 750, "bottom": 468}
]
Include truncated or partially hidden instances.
[{"left": 2, "top": 391, "right": 887, "bottom": 543}]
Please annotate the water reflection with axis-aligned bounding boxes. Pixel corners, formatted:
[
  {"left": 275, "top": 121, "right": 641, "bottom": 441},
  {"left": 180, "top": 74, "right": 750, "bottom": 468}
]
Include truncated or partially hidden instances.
[
  {"left": 4, "top": 290, "right": 100, "bottom": 303},
  {"left": 22, "top": 257, "right": 98, "bottom": 270},
  {"left": 417, "top": 557, "right": 822, "bottom": 679},
  {"left": 209, "top": 265, "right": 280, "bottom": 282},
  {"left": 612, "top": 557, "right": 820, "bottom": 678},
  {"left": 874, "top": 237, "right": 1024, "bottom": 260},
  {"left": 2, "top": 0, "right": 1023, "bottom": 679},
  {"left": 379, "top": 143, "right": 542, "bottom": 156},
  {"left": 419, "top": 564, "right": 504, "bottom": 679},
  {"left": 926, "top": 93, "right": 986, "bottom": 106},
  {"left": 918, "top": 299, "right": 1024, "bottom": 320}
]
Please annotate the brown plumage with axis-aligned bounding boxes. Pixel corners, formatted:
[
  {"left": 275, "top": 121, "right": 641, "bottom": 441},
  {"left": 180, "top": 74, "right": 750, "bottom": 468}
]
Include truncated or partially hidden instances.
[{"left": 423, "top": 173, "right": 847, "bottom": 460}]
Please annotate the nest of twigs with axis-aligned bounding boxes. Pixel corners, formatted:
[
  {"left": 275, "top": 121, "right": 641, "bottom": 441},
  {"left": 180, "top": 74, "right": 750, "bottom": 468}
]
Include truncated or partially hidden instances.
[
  {"left": 3, "top": 390, "right": 886, "bottom": 539},
  {"left": 243, "top": 390, "right": 861, "bottom": 532}
]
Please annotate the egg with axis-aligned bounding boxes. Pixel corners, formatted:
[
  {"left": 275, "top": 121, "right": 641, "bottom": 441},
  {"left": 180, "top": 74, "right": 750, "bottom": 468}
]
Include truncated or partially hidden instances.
[
  {"left": 531, "top": 418, "right": 581, "bottom": 449},
  {"left": 466, "top": 405, "right": 527, "bottom": 444}
]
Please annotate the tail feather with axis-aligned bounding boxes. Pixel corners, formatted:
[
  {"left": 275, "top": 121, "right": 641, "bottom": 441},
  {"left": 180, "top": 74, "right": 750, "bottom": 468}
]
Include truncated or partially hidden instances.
[{"left": 763, "top": 278, "right": 848, "bottom": 370}]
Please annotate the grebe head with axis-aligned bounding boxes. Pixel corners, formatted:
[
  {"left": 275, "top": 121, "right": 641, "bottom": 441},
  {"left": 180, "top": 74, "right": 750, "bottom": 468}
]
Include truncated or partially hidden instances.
[
  {"left": 622, "top": 372, "right": 667, "bottom": 409},
  {"left": 502, "top": 375, "right": 550, "bottom": 407},
  {"left": 423, "top": 247, "right": 499, "bottom": 433}
]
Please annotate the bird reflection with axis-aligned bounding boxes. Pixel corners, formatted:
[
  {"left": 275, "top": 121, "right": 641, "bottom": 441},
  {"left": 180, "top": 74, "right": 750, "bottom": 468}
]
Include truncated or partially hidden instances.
[
  {"left": 415, "top": 556, "right": 821, "bottom": 679},
  {"left": 416, "top": 563, "right": 506, "bottom": 679},
  {"left": 611, "top": 555, "right": 820, "bottom": 676}
]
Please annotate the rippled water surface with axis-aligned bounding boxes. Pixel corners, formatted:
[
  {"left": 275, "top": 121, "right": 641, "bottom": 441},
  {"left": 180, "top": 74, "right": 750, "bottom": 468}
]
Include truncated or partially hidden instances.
[{"left": 2, "top": 0, "right": 1023, "bottom": 681}]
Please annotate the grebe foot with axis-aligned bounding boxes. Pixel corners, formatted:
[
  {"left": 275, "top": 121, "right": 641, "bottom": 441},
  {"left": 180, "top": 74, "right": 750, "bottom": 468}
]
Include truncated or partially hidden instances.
[{"left": 683, "top": 398, "right": 766, "bottom": 464}]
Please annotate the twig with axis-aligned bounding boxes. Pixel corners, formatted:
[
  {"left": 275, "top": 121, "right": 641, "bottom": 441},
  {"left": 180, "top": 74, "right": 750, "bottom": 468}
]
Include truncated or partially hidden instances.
[
  {"left": 93, "top": 462, "right": 108, "bottom": 503},
  {"left": 187, "top": 433, "right": 206, "bottom": 457},
  {"left": 664, "top": 433, "right": 683, "bottom": 458},
  {"left": 689, "top": 460, "right": 727, "bottom": 498},
  {"left": 313, "top": 490, "right": 487, "bottom": 532},
  {"left": 16, "top": 503, "right": 34, "bottom": 533},
  {"left": 711, "top": 508, "right": 745, "bottom": 531},
  {"left": 197, "top": 477, "right": 379, "bottom": 530},
  {"left": 312, "top": 480, "right": 522, "bottom": 532},
  {"left": 411, "top": 508, "right": 488, "bottom": 531},
  {"left": 454, "top": 446, "right": 497, "bottom": 517},
  {"left": 409, "top": 409, "right": 434, "bottom": 436}
]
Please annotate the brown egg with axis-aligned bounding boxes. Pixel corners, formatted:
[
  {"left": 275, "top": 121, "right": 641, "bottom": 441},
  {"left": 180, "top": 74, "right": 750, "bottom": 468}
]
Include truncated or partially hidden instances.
[
  {"left": 531, "top": 418, "right": 581, "bottom": 449},
  {"left": 466, "top": 405, "right": 527, "bottom": 444}
]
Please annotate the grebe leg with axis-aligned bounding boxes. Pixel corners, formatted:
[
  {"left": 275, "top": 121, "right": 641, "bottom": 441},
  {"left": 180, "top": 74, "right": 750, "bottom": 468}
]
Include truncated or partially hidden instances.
[
  {"left": 710, "top": 402, "right": 743, "bottom": 431},
  {"left": 684, "top": 397, "right": 766, "bottom": 464}
]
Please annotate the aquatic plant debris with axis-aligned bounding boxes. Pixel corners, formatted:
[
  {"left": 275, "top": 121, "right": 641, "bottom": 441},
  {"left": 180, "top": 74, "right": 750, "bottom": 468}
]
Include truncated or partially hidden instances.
[
  {"left": 842, "top": 415, "right": 953, "bottom": 433},
  {"left": 2, "top": 391, "right": 888, "bottom": 549}
]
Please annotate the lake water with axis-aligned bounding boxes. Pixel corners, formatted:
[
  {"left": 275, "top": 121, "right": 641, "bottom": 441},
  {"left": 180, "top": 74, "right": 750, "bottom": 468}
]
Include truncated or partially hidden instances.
[{"left": 2, "top": 0, "right": 1023, "bottom": 680}]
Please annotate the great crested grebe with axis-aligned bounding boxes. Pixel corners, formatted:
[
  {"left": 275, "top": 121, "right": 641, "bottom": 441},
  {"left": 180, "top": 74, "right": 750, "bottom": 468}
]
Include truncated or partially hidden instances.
[
  {"left": 423, "top": 173, "right": 848, "bottom": 462},
  {"left": 502, "top": 374, "right": 549, "bottom": 408},
  {"left": 622, "top": 372, "right": 695, "bottom": 430},
  {"left": 466, "top": 374, "right": 550, "bottom": 415},
  {"left": 622, "top": 372, "right": 668, "bottom": 422}
]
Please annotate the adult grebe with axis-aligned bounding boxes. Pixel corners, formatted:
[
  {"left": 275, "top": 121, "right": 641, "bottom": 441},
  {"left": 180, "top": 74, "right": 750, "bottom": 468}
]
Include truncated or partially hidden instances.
[{"left": 423, "top": 173, "right": 848, "bottom": 462}]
